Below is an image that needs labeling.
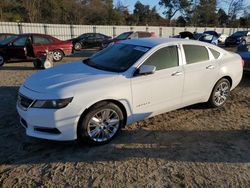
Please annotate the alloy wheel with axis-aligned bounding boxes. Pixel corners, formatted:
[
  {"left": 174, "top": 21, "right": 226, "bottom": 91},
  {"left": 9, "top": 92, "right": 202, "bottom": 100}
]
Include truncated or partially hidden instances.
[
  {"left": 53, "top": 51, "right": 63, "bottom": 61},
  {"left": 213, "top": 81, "right": 230, "bottom": 106},
  {"left": 87, "top": 109, "right": 120, "bottom": 142}
]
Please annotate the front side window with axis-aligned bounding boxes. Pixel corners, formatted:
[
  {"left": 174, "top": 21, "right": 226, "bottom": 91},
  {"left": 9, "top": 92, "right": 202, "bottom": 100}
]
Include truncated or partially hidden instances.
[
  {"left": 83, "top": 43, "right": 150, "bottom": 72},
  {"left": 13, "top": 36, "right": 28, "bottom": 46},
  {"left": 143, "top": 46, "right": 179, "bottom": 71},
  {"left": 183, "top": 45, "right": 209, "bottom": 64},
  {"left": 33, "top": 36, "right": 51, "bottom": 44}
]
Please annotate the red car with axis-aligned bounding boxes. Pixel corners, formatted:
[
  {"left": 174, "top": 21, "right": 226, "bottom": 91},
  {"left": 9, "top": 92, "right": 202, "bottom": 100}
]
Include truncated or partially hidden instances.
[{"left": 0, "top": 33, "right": 73, "bottom": 66}]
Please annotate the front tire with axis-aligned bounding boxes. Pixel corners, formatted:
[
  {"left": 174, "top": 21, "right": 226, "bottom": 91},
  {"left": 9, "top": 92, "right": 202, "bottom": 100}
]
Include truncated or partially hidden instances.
[
  {"left": 52, "top": 50, "right": 64, "bottom": 62},
  {"left": 77, "top": 102, "right": 124, "bottom": 145},
  {"left": 208, "top": 78, "right": 231, "bottom": 108},
  {"left": 0, "top": 54, "right": 5, "bottom": 66}
]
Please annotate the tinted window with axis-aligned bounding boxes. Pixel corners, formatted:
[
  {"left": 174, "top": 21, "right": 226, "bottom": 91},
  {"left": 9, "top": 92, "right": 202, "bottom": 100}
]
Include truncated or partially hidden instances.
[
  {"left": 232, "top": 31, "right": 248, "bottom": 37},
  {"left": 183, "top": 45, "right": 209, "bottom": 64},
  {"left": 116, "top": 32, "right": 132, "bottom": 40},
  {"left": 209, "top": 48, "right": 220, "bottom": 59},
  {"left": 95, "top": 33, "right": 105, "bottom": 39},
  {"left": 83, "top": 43, "right": 150, "bottom": 72},
  {"left": 0, "top": 35, "right": 18, "bottom": 45},
  {"left": 13, "top": 36, "right": 28, "bottom": 46},
  {"left": 33, "top": 36, "right": 51, "bottom": 44},
  {"left": 143, "top": 46, "right": 179, "bottom": 71}
]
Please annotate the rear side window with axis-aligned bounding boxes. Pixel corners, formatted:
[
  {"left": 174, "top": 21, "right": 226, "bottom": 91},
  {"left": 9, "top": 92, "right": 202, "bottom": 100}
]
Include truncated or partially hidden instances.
[
  {"left": 183, "top": 45, "right": 209, "bottom": 64},
  {"left": 143, "top": 46, "right": 179, "bottom": 70},
  {"left": 209, "top": 48, "right": 221, "bottom": 59},
  {"left": 33, "top": 36, "right": 51, "bottom": 44}
]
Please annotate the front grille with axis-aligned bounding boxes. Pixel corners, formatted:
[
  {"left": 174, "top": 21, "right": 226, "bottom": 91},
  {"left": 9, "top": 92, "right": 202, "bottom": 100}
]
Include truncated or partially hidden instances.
[{"left": 18, "top": 94, "right": 34, "bottom": 109}]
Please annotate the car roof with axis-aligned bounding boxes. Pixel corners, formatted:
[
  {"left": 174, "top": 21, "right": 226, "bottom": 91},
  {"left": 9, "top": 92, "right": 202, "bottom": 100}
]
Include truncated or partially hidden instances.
[
  {"left": 120, "top": 37, "right": 202, "bottom": 47},
  {"left": 120, "top": 37, "right": 228, "bottom": 53},
  {"left": 18, "top": 33, "right": 53, "bottom": 37}
]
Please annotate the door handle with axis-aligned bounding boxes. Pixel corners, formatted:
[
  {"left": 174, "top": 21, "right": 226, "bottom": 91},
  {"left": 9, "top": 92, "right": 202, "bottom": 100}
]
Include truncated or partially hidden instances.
[
  {"left": 206, "top": 65, "right": 215, "bottom": 69},
  {"left": 171, "top": 71, "right": 183, "bottom": 76}
]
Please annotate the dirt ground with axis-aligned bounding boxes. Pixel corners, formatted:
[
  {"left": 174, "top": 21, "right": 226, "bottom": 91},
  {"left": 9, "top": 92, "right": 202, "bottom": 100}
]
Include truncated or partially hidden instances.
[{"left": 0, "top": 50, "right": 250, "bottom": 187}]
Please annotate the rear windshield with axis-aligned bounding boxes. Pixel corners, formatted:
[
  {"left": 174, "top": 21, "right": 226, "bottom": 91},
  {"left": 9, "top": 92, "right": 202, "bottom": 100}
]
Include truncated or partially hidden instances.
[{"left": 232, "top": 31, "right": 248, "bottom": 37}]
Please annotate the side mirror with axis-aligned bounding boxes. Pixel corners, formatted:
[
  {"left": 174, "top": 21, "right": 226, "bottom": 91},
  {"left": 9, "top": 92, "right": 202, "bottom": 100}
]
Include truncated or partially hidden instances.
[
  {"left": 8, "top": 42, "right": 13, "bottom": 46},
  {"left": 136, "top": 65, "right": 156, "bottom": 76}
]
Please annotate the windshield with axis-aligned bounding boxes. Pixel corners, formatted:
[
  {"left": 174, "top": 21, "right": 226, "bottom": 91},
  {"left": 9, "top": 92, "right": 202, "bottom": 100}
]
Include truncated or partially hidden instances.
[
  {"left": 115, "top": 32, "right": 132, "bottom": 40},
  {"left": 200, "top": 34, "right": 213, "bottom": 41},
  {"left": 0, "top": 35, "right": 18, "bottom": 45},
  {"left": 83, "top": 43, "right": 150, "bottom": 72},
  {"left": 232, "top": 31, "right": 248, "bottom": 37}
]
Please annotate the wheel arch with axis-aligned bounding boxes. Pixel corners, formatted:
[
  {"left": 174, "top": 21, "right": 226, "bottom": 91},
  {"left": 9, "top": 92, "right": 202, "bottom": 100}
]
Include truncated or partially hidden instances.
[{"left": 77, "top": 99, "right": 128, "bottom": 136}]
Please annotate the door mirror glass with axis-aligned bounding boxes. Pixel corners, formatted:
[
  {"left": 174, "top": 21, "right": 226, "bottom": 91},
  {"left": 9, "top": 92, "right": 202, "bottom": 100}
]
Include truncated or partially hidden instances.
[{"left": 137, "top": 65, "right": 156, "bottom": 75}]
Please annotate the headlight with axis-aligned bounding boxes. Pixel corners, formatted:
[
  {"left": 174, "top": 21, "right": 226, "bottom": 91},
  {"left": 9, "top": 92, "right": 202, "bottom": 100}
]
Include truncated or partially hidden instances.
[{"left": 32, "top": 97, "right": 73, "bottom": 109}]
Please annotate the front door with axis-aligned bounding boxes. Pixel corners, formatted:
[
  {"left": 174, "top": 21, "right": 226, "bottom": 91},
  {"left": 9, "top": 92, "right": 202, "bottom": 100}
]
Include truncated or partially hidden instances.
[
  {"left": 131, "top": 45, "right": 184, "bottom": 121},
  {"left": 7, "top": 36, "right": 28, "bottom": 59}
]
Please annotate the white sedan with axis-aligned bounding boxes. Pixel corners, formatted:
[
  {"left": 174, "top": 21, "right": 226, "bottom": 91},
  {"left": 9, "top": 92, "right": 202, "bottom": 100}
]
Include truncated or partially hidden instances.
[{"left": 17, "top": 38, "right": 243, "bottom": 144}]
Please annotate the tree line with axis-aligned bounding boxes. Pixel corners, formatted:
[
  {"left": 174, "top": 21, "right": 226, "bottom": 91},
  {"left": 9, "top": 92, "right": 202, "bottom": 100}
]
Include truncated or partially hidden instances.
[{"left": 0, "top": 0, "right": 249, "bottom": 27}]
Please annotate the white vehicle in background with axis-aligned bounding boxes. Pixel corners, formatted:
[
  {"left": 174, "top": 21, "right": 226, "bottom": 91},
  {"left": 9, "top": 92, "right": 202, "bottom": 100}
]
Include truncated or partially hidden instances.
[
  {"left": 218, "top": 34, "right": 228, "bottom": 43},
  {"left": 17, "top": 38, "right": 243, "bottom": 144}
]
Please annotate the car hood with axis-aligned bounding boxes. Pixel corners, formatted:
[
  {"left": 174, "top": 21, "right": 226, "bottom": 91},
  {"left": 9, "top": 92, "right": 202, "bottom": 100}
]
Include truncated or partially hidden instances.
[{"left": 23, "top": 61, "right": 118, "bottom": 94}]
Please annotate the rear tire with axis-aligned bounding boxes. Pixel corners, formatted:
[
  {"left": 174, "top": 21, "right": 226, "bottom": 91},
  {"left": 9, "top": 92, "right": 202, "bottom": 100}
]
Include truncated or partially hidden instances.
[
  {"left": 0, "top": 54, "right": 5, "bottom": 66},
  {"left": 77, "top": 102, "right": 124, "bottom": 145},
  {"left": 208, "top": 78, "right": 231, "bottom": 108},
  {"left": 52, "top": 50, "right": 64, "bottom": 62}
]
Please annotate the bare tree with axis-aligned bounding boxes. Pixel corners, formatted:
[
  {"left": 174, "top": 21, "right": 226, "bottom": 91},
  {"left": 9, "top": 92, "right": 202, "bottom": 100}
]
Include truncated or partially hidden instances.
[
  {"left": 21, "top": 0, "right": 41, "bottom": 23},
  {"left": 226, "top": 0, "right": 245, "bottom": 21}
]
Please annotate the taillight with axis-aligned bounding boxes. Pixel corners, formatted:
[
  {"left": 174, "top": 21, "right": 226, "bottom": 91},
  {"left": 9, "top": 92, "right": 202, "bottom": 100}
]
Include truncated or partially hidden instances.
[{"left": 241, "top": 59, "right": 245, "bottom": 67}]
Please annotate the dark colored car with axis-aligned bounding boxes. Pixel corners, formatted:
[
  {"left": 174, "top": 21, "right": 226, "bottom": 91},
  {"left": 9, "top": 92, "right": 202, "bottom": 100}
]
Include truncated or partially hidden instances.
[
  {"left": 172, "top": 31, "right": 195, "bottom": 39},
  {"left": 237, "top": 44, "right": 250, "bottom": 71},
  {"left": 102, "top": 31, "right": 156, "bottom": 48},
  {"left": 69, "top": 33, "right": 112, "bottom": 50},
  {"left": 225, "top": 31, "right": 248, "bottom": 47},
  {"left": 0, "top": 33, "right": 17, "bottom": 41},
  {"left": 198, "top": 31, "right": 219, "bottom": 45},
  {"left": 0, "top": 33, "right": 73, "bottom": 66}
]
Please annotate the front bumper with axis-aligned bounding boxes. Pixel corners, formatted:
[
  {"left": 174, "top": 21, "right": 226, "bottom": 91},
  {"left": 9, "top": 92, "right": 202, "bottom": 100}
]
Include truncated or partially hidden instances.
[
  {"left": 17, "top": 104, "right": 79, "bottom": 141},
  {"left": 16, "top": 87, "right": 79, "bottom": 141}
]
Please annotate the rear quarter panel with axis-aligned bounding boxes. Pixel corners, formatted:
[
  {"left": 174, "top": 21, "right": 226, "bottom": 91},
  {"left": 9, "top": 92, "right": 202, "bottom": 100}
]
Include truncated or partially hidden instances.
[{"left": 218, "top": 52, "right": 243, "bottom": 90}]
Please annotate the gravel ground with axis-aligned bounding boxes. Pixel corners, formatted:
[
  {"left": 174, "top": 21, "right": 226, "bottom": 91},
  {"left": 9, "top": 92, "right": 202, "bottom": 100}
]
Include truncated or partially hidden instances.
[{"left": 0, "top": 51, "right": 250, "bottom": 187}]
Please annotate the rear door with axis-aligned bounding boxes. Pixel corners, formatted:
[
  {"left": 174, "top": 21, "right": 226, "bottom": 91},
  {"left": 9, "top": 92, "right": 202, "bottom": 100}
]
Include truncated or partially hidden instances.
[
  {"left": 181, "top": 44, "right": 219, "bottom": 106},
  {"left": 7, "top": 36, "right": 28, "bottom": 59},
  {"left": 84, "top": 34, "right": 96, "bottom": 47},
  {"left": 95, "top": 33, "right": 105, "bottom": 47},
  {"left": 32, "top": 35, "right": 52, "bottom": 57}
]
